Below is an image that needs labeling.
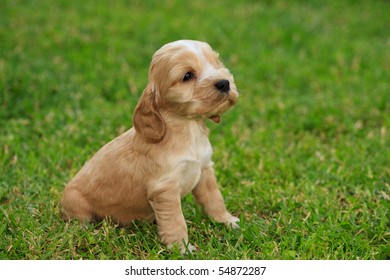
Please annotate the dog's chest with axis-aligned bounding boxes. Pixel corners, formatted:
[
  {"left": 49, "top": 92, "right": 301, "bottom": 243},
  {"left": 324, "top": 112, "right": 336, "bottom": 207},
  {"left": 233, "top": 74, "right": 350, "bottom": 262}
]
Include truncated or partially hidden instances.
[{"left": 177, "top": 131, "right": 213, "bottom": 197}]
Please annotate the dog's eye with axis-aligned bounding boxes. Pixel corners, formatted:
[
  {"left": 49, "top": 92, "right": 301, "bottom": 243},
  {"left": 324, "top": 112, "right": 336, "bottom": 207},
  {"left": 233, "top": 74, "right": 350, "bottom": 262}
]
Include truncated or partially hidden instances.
[{"left": 182, "top": 72, "right": 193, "bottom": 82}]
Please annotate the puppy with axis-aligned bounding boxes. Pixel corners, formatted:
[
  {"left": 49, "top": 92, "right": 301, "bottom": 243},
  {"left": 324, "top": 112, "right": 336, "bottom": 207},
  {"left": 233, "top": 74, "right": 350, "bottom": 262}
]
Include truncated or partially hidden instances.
[{"left": 61, "top": 40, "right": 239, "bottom": 253}]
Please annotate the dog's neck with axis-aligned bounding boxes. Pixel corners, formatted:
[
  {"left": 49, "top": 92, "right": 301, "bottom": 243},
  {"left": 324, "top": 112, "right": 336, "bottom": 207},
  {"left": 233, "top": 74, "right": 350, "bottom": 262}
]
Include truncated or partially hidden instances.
[{"left": 161, "top": 110, "right": 209, "bottom": 133}]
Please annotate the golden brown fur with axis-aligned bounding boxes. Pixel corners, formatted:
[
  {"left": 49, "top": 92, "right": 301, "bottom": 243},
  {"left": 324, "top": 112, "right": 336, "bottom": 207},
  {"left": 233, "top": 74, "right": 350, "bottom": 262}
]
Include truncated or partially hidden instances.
[{"left": 61, "top": 40, "right": 239, "bottom": 253}]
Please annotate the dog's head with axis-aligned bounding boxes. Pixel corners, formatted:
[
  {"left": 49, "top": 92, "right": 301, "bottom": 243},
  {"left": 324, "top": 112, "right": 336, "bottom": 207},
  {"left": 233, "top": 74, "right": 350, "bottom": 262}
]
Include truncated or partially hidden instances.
[{"left": 133, "top": 40, "right": 239, "bottom": 143}]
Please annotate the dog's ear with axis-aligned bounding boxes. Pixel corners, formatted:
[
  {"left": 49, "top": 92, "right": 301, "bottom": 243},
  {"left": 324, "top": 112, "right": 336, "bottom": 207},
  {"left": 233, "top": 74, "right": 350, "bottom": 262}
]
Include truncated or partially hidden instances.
[{"left": 133, "top": 84, "right": 166, "bottom": 143}]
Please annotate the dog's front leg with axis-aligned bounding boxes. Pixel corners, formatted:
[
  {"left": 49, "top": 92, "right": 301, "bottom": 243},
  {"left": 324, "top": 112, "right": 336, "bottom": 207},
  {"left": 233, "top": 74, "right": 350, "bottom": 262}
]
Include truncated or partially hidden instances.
[
  {"left": 192, "top": 166, "right": 240, "bottom": 228},
  {"left": 147, "top": 185, "right": 195, "bottom": 253}
]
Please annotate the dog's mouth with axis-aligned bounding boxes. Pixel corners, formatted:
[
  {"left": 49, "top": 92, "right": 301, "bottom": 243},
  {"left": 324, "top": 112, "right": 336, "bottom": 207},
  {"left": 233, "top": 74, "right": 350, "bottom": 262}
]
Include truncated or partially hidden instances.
[
  {"left": 208, "top": 115, "right": 221, "bottom": 123},
  {"left": 205, "top": 93, "right": 238, "bottom": 124},
  {"left": 207, "top": 98, "right": 235, "bottom": 124}
]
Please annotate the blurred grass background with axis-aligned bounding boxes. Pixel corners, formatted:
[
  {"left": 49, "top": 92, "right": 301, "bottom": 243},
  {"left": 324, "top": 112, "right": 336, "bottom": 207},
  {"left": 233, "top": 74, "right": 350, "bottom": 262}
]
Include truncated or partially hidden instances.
[{"left": 0, "top": 0, "right": 389, "bottom": 259}]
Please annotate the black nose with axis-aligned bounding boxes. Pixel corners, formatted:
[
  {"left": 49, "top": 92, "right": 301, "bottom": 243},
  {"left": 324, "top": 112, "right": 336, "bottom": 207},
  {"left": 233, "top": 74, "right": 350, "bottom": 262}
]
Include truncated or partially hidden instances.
[{"left": 215, "top": 79, "right": 230, "bottom": 93}]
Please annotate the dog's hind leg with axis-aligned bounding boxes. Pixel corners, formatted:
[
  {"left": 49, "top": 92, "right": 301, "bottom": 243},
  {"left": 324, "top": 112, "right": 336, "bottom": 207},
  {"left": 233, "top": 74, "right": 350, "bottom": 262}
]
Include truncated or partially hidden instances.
[{"left": 61, "top": 186, "right": 93, "bottom": 223}]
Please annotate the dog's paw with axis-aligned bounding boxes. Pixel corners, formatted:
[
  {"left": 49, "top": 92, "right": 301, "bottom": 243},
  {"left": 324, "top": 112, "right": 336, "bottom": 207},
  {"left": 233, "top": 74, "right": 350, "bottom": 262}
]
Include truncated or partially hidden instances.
[
  {"left": 226, "top": 216, "right": 240, "bottom": 229},
  {"left": 181, "top": 243, "right": 197, "bottom": 255},
  {"left": 168, "top": 242, "right": 198, "bottom": 255}
]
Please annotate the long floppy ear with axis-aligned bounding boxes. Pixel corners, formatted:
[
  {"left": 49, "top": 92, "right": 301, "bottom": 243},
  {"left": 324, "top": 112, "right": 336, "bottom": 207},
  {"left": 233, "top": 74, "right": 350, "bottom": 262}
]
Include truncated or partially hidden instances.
[{"left": 133, "top": 84, "right": 166, "bottom": 143}]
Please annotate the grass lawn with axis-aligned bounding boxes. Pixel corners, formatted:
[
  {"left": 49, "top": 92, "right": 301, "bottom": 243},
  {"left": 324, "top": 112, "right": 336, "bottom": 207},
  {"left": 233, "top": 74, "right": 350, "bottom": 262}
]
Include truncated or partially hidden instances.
[{"left": 0, "top": 0, "right": 389, "bottom": 260}]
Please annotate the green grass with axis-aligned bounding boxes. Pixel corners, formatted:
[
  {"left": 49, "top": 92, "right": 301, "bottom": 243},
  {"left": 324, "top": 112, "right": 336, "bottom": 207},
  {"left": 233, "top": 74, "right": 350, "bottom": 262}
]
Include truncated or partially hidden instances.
[{"left": 1, "top": 0, "right": 389, "bottom": 260}]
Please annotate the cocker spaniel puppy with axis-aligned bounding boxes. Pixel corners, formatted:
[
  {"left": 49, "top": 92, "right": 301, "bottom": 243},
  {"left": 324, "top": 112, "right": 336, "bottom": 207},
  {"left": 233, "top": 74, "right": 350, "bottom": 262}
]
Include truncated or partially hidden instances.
[{"left": 61, "top": 40, "right": 239, "bottom": 253}]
